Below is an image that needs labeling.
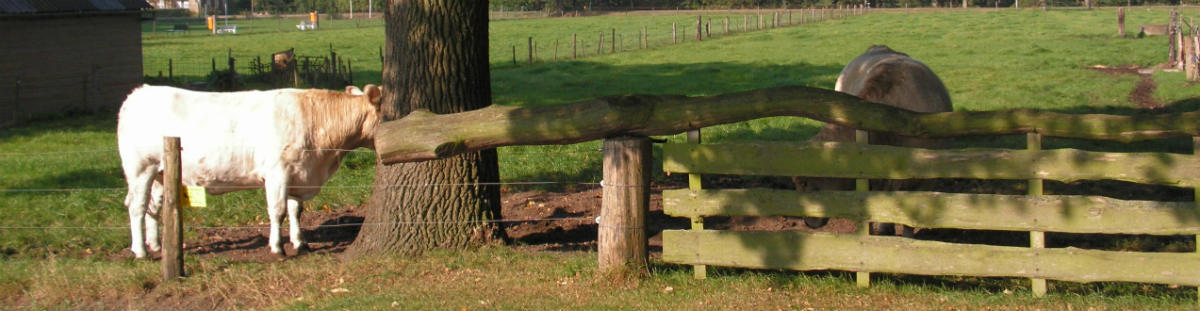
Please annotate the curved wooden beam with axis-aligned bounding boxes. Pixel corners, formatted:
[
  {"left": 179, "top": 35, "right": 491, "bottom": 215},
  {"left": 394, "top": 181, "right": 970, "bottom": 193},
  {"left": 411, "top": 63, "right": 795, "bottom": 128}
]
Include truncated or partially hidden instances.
[{"left": 375, "top": 85, "right": 1200, "bottom": 164}]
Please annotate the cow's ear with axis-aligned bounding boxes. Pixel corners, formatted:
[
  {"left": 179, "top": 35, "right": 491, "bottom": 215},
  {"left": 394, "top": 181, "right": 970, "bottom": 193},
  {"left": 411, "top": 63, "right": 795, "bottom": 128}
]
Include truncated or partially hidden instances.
[
  {"left": 345, "top": 85, "right": 363, "bottom": 95},
  {"left": 363, "top": 84, "right": 383, "bottom": 107}
]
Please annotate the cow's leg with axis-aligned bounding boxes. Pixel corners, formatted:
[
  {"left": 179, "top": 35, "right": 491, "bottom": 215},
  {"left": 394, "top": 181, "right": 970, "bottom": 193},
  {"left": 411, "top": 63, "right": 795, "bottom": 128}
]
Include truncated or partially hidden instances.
[
  {"left": 144, "top": 180, "right": 164, "bottom": 253},
  {"left": 286, "top": 196, "right": 308, "bottom": 252},
  {"left": 124, "top": 167, "right": 157, "bottom": 259},
  {"left": 264, "top": 176, "right": 288, "bottom": 257}
]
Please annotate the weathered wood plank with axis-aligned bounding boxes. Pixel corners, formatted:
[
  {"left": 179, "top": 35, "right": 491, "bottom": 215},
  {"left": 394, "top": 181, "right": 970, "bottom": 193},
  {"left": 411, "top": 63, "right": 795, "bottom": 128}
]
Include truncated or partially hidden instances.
[
  {"left": 662, "top": 230, "right": 1200, "bottom": 286},
  {"left": 161, "top": 137, "right": 184, "bottom": 281},
  {"left": 661, "top": 142, "right": 1200, "bottom": 187},
  {"left": 662, "top": 189, "right": 1200, "bottom": 235},
  {"left": 599, "top": 137, "right": 651, "bottom": 272},
  {"left": 375, "top": 85, "right": 1200, "bottom": 164},
  {"left": 1028, "top": 132, "right": 1047, "bottom": 297}
]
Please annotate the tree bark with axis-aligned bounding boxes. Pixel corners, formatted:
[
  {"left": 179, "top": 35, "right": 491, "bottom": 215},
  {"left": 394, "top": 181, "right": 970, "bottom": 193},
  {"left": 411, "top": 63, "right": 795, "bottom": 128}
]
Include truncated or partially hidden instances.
[{"left": 348, "top": 0, "right": 501, "bottom": 257}]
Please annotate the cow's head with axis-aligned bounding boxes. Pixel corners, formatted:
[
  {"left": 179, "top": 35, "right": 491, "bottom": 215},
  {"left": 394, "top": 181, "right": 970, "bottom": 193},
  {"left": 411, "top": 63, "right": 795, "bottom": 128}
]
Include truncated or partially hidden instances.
[{"left": 353, "top": 84, "right": 384, "bottom": 149}]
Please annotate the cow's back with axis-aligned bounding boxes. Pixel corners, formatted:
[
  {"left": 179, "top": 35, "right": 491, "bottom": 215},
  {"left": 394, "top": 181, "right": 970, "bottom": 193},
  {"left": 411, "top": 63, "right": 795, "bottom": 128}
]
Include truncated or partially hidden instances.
[
  {"left": 117, "top": 85, "right": 305, "bottom": 193},
  {"left": 799, "top": 46, "right": 953, "bottom": 194},
  {"left": 815, "top": 46, "right": 952, "bottom": 144}
]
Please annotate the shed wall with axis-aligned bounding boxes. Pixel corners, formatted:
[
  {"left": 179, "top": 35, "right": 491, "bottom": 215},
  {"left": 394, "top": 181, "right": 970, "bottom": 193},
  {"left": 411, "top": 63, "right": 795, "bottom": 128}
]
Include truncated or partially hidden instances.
[{"left": 0, "top": 13, "right": 143, "bottom": 127}]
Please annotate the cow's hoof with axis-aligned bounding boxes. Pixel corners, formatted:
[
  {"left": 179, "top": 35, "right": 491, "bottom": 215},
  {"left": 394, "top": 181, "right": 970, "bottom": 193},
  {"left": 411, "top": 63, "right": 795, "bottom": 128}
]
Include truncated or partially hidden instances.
[
  {"left": 294, "top": 244, "right": 311, "bottom": 255},
  {"left": 869, "top": 222, "right": 896, "bottom": 236},
  {"left": 802, "top": 217, "right": 829, "bottom": 229},
  {"left": 273, "top": 251, "right": 287, "bottom": 261}
]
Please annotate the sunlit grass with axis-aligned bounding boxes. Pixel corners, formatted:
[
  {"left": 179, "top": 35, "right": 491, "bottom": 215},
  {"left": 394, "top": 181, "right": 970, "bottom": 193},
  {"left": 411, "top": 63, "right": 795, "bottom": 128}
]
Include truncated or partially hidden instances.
[{"left": 3, "top": 8, "right": 1200, "bottom": 309}]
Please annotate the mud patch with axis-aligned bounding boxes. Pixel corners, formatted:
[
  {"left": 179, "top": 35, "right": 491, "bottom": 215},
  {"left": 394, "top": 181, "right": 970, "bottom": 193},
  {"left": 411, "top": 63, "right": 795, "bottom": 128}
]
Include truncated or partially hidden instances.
[{"left": 1087, "top": 65, "right": 1162, "bottom": 109}]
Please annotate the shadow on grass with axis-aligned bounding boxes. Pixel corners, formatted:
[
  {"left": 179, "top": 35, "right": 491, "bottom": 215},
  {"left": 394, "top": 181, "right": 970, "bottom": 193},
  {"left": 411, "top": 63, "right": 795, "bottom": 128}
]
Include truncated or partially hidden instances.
[
  {"left": 494, "top": 59, "right": 842, "bottom": 191},
  {"left": 18, "top": 168, "right": 125, "bottom": 190},
  {"left": 0, "top": 113, "right": 116, "bottom": 142}
]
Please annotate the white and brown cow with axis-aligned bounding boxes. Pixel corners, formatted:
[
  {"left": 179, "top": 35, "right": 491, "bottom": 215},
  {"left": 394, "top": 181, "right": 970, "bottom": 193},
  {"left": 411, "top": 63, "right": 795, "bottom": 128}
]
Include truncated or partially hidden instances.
[
  {"left": 117, "top": 84, "right": 382, "bottom": 258},
  {"left": 796, "top": 45, "right": 953, "bottom": 234}
]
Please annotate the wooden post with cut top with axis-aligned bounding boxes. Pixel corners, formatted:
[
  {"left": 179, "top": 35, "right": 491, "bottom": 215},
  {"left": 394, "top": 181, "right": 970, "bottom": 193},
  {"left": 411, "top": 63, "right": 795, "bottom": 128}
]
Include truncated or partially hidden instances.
[
  {"left": 598, "top": 136, "right": 651, "bottom": 273},
  {"left": 161, "top": 136, "right": 184, "bottom": 281},
  {"left": 672, "top": 23, "right": 677, "bottom": 44},
  {"left": 1118, "top": 8, "right": 1125, "bottom": 37}
]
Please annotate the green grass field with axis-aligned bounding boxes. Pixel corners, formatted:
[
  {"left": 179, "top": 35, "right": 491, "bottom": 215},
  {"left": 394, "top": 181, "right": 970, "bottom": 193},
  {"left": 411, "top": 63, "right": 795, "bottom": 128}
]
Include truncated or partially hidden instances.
[{"left": 3, "top": 7, "right": 1200, "bottom": 309}]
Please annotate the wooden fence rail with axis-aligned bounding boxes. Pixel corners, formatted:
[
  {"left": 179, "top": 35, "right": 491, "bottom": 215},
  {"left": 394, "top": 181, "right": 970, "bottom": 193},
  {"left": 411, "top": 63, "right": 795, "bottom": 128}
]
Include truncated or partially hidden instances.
[
  {"left": 374, "top": 85, "right": 1200, "bottom": 164},
  {"left": 660, "top": 131, "right": 1200, "bottom": 299},
  {"left": 661, "top": 189, "right": 1200, "bottom": 235}
]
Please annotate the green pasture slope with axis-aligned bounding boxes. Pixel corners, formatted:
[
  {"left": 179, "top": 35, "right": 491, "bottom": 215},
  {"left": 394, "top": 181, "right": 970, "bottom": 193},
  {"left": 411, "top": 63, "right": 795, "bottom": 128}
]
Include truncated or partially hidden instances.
[{"left": 3, "top": 8, "right": 1199, "bottom": 309}]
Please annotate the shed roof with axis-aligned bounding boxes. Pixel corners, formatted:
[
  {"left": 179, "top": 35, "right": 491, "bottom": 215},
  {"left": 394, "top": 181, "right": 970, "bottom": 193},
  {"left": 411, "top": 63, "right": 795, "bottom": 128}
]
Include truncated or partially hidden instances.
[{"left": 0, "top": 0, "right": 151, "bottom": 14}]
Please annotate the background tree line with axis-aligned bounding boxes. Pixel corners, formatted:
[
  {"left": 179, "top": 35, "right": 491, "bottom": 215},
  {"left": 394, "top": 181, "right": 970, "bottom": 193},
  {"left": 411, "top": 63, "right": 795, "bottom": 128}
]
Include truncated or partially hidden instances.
[{"left": 190, "top": 0, "right": 1190, "bottom": 17}]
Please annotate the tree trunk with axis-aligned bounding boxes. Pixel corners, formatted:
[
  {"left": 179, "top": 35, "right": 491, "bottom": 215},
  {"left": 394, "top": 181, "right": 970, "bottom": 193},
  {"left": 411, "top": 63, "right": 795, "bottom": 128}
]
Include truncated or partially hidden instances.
[{"left": 348, "top": 0, "right": 501, "bottom": 257}]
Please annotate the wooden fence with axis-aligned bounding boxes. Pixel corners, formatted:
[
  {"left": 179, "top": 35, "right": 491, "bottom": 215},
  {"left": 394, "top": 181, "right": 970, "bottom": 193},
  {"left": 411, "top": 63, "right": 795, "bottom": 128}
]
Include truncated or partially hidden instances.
[
  {"left": 371, "top": 85, "right": 1200, "bottom": 299},
  {"left": 506, "top": 7, "right": 865, "bottom": 67},
  {"left": 144, "top": 47, "right": 354, "bottom": 91},
  {"left": 660, "top": 123, "right": 1200, "bottom": 298}
]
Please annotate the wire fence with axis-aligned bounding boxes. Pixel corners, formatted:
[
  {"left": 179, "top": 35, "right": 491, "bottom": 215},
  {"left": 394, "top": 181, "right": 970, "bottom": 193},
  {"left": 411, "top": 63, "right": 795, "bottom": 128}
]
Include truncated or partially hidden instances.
[
  {"left": 0, "top": 216, "right": 598, "bottom": 232},
  {"left": 0, "top": 144, "right": 622, "bottom": 232}
]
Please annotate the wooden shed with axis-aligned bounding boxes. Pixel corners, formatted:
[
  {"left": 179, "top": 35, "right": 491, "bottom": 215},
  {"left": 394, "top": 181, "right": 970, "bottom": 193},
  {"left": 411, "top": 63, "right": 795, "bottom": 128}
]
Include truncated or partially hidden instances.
[{"left": 0, "top": 0, "right": 152, "bottom": 128}]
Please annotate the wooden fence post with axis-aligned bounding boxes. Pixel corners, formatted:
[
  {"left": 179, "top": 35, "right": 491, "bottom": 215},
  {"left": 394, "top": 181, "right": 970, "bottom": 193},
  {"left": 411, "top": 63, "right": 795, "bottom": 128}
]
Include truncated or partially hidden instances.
[
  {"left": 528, "top": 37, "right": 534, "bottom": 64},
  {"left": 599, "top": 136, "right": 651, "bottom": 273},
  {"left": 162, "top": 136, "right": 184, "bottom": 281},
  {"left": 696, "top": 15, "right": 702, "bottom": 41},
  {"left": 1028, "top": 132, "right": 1046, "bottom": 297},
  {"left": 724, "top": 17, "right": 730, "bottom": 34},
  {"left": 1192, "top": 34, "right": 1199, "bottom": 81},
  {"left": 554, "top": 40, "right": 559, "bottom": 62},
  {"left": 611, "top": 28, "right": 616, "bottom": 53},
  {"left": 687, "top": 129, "right": 706, "bottom": 279},
  {"left": 1193, "top": 136, "right": 1200, "bottom": 305},
  {"left": 573, "top": 33, "right": 577, "bottom": 59},
  {"left": 705, "top": 19, "right": 710, "bottom": 38},
  {"left": 672, "top": 23, "right": 677, "bottom": 44},
  {"left": 598, "top": 33, "right": 603, "bottom": 55},
  {"left": 512, "top": 45, "right": 516, "bottom": 65},
  {"left": 168, "top": 59, "right": 174, "bottom": 80},
  {"left": 744, "top": 15, "right": 748, "bottom": 32},
  {"left": 1118, "top": 7, "right": 1125, "bottom": 37},
  {"left": 1170, "top": 9, "right": 1179, "bottom": 68},
  {"left": 854, "top": 130, "right": 871, "bottom": 288},
  {"left": 642, "top": 26, "right": 647, "bottom": 49}
]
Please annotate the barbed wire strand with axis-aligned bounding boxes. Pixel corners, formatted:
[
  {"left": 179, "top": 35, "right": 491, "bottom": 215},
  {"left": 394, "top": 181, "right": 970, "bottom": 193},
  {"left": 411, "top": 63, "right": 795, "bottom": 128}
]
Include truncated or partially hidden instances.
[
  {"left": 0, "top": 146, "right": 625, "bottom": 158},
  {"left": 0, "top": 181, "right": 606, "bottom": 193},
  {"left": 0, "top": 216, "right": 597, "bottom": 231}
]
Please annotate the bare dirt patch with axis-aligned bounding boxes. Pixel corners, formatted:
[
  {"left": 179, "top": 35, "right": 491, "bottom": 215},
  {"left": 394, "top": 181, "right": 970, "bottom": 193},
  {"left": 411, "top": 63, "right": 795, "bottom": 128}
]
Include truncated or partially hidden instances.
[
  {"left": 1087, "top": 65, "right": 1163, "bottom": 109},
  {"left": 151, "top": 184, "right": 860, "bottom": 263}
]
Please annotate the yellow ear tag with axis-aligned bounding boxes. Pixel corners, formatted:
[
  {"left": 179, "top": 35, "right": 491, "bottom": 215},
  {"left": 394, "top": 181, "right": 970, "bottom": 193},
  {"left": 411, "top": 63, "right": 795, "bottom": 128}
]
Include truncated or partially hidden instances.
[{"left": 181, "top": 186, "right": 207, "bottom": 208}]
